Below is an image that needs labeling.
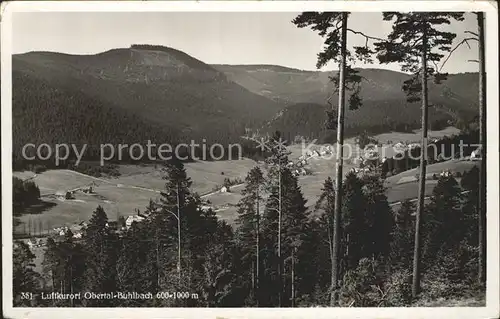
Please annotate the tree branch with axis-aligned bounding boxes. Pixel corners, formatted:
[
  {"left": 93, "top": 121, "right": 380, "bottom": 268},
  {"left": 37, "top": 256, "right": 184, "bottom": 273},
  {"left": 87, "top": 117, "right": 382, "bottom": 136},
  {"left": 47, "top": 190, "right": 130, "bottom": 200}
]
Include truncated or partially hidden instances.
[
  {"left": 346, "top": 29, "right": 384, "bottom": 42},
  {"left": 439, "top": 37, "right": 478, "bottom": 72},
  {"left": 465, "top": 30, "right": 479, "bottom": 38}
]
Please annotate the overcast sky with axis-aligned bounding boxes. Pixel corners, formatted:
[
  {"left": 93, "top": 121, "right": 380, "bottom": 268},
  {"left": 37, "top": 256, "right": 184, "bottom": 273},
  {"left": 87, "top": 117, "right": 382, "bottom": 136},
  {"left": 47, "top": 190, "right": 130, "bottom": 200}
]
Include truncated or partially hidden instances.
[{"left": 13, "top": 12, "right": 479, "bottom": 73}]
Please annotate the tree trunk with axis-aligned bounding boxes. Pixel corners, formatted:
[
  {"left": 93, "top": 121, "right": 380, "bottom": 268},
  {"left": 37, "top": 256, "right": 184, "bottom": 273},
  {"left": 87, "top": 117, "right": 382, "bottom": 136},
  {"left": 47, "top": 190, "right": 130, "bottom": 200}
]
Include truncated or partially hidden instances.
[
  {"left": 412, "top": 25, "right": 428, "bottom": 299},
  {"left": 256, "top": 185, "right": 260, "bottom": 306},
  {"left": 251, "top": 259, "right": 255, "bottom": 300},
  {"left": 278, "top": 165, "right": 282, "bottom": 307},
  {"left": 177, "top": 183, "right": 182, "bottom": 284},
  {"left": 291, "top": 248, "right": 295, "bottom": 307},
  {"left": 156, "top": 236, "right": 160, "bottom": 287},
  {"left": 330, "top": 11, "right": 348, "bottom": 306},
  {"left": 477, "top": 11, "right": 486, "bottom": 285}
]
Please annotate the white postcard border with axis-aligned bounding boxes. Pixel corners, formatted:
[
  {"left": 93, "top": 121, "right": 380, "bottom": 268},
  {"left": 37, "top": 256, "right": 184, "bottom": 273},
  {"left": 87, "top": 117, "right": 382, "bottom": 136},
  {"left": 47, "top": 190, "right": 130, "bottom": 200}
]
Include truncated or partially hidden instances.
[{"left": 2, "top": 1, "right": 499, "bottom": 318}]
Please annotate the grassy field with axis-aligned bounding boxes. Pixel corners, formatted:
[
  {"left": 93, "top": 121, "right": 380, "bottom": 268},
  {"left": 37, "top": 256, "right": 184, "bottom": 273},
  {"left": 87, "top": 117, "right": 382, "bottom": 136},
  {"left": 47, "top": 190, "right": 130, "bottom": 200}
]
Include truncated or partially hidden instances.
[
  {"left": 12, "top": 127, "right": 475, "bottom": 233},
  {"left": 374, "top": 126, "right": 461, "bottom": 144},
  {"left": 385, "top": 159, "right": 479, "bottom": 187},
  {"left": 112, "top": 158, "right": 257, "bottom": 195},
  {"left": 12, "top": 158, "right": 258, "bottom": 233}
]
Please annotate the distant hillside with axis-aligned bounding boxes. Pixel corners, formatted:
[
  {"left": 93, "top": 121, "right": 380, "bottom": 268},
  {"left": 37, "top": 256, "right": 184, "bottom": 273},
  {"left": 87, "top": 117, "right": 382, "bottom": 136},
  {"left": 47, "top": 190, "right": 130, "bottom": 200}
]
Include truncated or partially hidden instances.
[
  {"left": 12, "top": 46, "right": 284, "bottom": 167},
  {"left": 214, "top": 65, "right": 479, "bottom": 139},
  {"left": 12, "top": 70, "right": 182, "bottom": 167},
  {"left": 11, "top": 46, "right": 479, "bottom": 169}
]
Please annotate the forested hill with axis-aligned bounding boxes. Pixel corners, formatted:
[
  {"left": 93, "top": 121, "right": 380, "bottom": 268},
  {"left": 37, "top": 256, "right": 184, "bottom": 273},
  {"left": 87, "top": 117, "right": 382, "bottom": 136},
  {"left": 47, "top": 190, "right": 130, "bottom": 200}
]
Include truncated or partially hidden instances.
[
  {"left": 11, "top": 45, "right": 283, "bottom": 167},
  {"left": 214, "top": 65, "right": 479, "bottom": 140},
  {"left": 213, "top": 65, "right": 478, "bottom": 109},
  {"left": 11, "top": 46, "right": 479, "bottom": 168},
  {"left": 12, "top": 70, "right": 182, "bottom": 167}
]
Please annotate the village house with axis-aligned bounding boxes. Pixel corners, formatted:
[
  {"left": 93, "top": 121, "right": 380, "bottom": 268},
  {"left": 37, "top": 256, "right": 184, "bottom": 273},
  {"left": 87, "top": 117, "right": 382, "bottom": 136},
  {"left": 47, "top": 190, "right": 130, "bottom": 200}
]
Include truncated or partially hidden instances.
[
  {"left": 27, "top": 238, "right": 41, "bottom": 248},
  {"left": 55, "top": 190, "right": 74, "bottom": 200},
  {"left": 82, "top": 185, "right": 93, "bottom": 194},
  {"left": 106, "top": 221, "right": 119, "bottom": 231},
  {"left": 220, "top": 186, "right": 229, "bottom": 193},
  {"left": 55, "top": 226, "right": 70, "bottom": 236},
  {"left": 470, "top": 147, "right": 482, "bottom": 160},
  {"left": 72, "top": 232, "right": 83, "bottom": 239},
  {"left": 126, "top": 215, "right": 145, "bottom": 228},
  {"left": 200, "top": 205, "right": 213, "bottom": 212},
  {"left": 440, "top": 170, "right": 453, "bottom": 177}
]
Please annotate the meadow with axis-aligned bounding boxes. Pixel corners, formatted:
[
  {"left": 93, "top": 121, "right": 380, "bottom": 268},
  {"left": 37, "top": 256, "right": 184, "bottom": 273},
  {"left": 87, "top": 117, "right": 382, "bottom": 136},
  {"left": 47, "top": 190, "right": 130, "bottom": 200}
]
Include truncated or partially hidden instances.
[{"left": 13, "top": 127, "right": 476, "bottom": 234}]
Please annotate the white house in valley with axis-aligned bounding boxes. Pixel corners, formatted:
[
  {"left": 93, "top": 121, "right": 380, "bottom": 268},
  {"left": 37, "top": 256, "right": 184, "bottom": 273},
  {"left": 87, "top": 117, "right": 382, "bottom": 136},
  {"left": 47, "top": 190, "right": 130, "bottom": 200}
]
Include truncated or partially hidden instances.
[{"left": 126, "top": 215, "right": 145, "bottom": 228}]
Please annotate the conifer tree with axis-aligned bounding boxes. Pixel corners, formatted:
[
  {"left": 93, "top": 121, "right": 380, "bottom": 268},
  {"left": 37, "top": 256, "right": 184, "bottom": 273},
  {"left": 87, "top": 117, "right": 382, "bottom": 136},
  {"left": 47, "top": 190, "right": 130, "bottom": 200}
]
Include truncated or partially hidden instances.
[
  {"left": 202, "top": 220, "right": 239, "bottom": 306},
  {"left": 293, "top": 12, "right": 378, "bottom": 304},
  {"left": 235, "top": 166, "right": 265, "bottom": 305},
  {"left": 158, "top": 158, "right": 192, "bottom": 278},
  {"left": 116, "top": 221, "right": 155, "bottom": 306},
  {"left": 423, "top": 174, "right": 468, "bottom": 285},
  {"left": 339, "top": 172, "right": 367, "bottom": 275},
  {"left": 314, "top": 177, "right": 336, "bottom": 301},
  {"left": 263, "top": 130, "right": 290, "bottom": 306},
  {"left": 477, "top": 12, "right": 486, "bottom": 285},
  {"left": 374, "top": 12, "right": 465, "bottom": 297},
  {"left": 57, "top": 230, "right": 86, "bottom": 305},
  {"left": 82, "top": 205, "right": 119, "bottom": 306},
  {"left": 461, "top": 167, "right": 480, "bottom": 246},
  {"left": 423, "top": 174, "right": 464, "bottom": 261},
  {"left": 261, "top": 168, "right": 309, "bottom": 307},
  {"left": 362, "top": 172, "right": 393, "bottom": 262},
  {"left": 150, "top": 158, "right": 219, "bottom": 304},
  {"left": 391, "top": 200, "right": 416, "bottom": 270},
  {"left": 13, "top": 241, "right": 40, "bottom": 306},
  {"left": 439, "top": 13, "right": 486, "bottom": 282},
  {"left": 42, "top": 237, "right": 59, "bottom": 291}
]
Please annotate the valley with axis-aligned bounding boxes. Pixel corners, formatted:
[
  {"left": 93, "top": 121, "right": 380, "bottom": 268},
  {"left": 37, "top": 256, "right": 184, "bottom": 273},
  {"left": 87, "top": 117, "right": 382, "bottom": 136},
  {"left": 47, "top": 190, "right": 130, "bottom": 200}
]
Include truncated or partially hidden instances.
[
  {"left": 7, "top": 7, "right": 490, "bottom": 309},
  {"left": 13, "top": 127, "right": 478, "bottom": 237}
]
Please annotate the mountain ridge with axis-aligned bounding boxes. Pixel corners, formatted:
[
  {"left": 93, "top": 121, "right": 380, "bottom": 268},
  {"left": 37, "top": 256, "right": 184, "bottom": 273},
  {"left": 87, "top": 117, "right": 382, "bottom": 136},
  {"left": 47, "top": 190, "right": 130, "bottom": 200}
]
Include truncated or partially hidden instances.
[{"left": 11, "top": 45, "right": 478, "bottom": 167}]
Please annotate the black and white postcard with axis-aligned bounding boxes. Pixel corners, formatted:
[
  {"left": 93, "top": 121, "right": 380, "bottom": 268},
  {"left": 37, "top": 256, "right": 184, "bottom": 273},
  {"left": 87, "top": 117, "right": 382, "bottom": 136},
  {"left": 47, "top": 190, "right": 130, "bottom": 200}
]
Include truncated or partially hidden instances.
[{"left": 2, "top": 1, "right": 499, "bottom": 318}]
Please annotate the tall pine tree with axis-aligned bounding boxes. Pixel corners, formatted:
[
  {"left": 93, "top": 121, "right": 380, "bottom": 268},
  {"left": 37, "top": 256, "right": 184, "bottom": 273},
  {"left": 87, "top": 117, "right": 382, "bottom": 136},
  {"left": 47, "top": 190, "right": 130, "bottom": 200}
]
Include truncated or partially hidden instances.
[
  {"left": 235, "top": 166, "right": 265, "bottom": 305},
  {"left": 82, "top": 205, "right": 119, "bottom": 306},
  {"left": 374, "top": 12, "right": 465, "bottom": 297},
  {"left": 293, "top": 12, "right": 379, "bottom": 305}
]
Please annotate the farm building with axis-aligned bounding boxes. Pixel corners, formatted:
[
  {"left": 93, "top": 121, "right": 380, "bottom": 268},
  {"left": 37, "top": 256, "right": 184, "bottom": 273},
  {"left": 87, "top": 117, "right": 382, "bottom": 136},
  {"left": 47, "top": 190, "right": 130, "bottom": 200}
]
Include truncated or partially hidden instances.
[
  {"left": 55, "top": 190, "right": 74, "bottom": 200},
  {"left": 440, "top": 170, "right": 453, "bottom": 177},
  {"left": 200, "top": 205, "right": 213, "bottom": 212},
  {"left": 82, "top": 185, "right": 94, "bottom": 193},
  {"left": 126, "top": 215, "right": 145, "bottom": 228},
  {"left": 106, "top": 221, "right": 118, "bottom": 230},
  {"left": 470, "top": 147, "right": 482, "bottom": 160},
  {"left": 220, "top": 186, "right": 229, "bottom": 193}
]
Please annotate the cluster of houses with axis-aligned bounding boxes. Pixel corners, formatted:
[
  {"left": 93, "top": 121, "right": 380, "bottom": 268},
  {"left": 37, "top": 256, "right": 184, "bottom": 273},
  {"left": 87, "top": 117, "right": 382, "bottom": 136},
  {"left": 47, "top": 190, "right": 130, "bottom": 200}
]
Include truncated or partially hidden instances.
[
  {"left": 26, "top": 238, "right": 44, "bottom": 249},
  {"left": 52, "top": 221, "right": 88, "bottom": 239},
  {"left": 288, "top": 146, "right": 334, "bottom": 177}
]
